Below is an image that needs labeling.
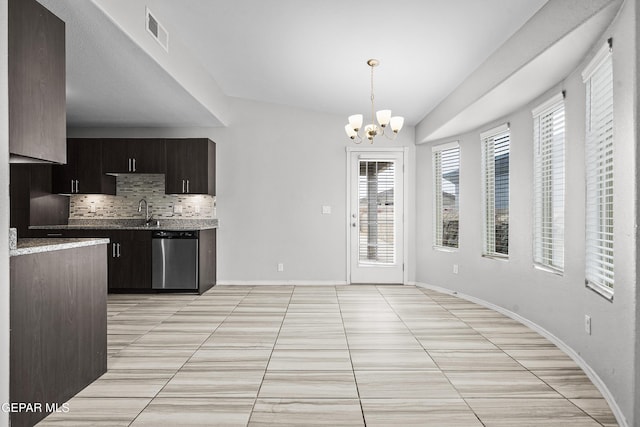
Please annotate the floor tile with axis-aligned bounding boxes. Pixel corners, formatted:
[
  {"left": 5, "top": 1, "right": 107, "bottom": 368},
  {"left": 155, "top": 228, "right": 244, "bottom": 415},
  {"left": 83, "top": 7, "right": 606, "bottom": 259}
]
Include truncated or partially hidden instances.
[
  {"left": 347, "top": 333, "right": 422, "bottom": 349},
  {"left": 184, "top": 348, "right": 272, "bottom": 371},
  {"left": 533, "top": 368, "right": 605, "bottom": 399},
  {"left": 130, "top": 398, "right": 254, "bottom": 426},
  {"left": 465, "top": 398, "right": 600, "bottom": 426},
  {"left": 361, "top": 398, "right": 483, "bottom": 426},
  {"left": 503, "top": 348, "right": 579, "bottom": 370},
  {"left": 570, "top": 398, "right": 618, "bottom": 426},
  {"left": 445, "top": 370, "right": 561, "bottom": 398},
  {"left": 267, "top": 349, "right": 352, "bottom": 371},
  {"left": 37, "top": 397, "right": 150, "bottom": 426},
  {"left": 429, "top": 350, "right": 524, "bottom": 371},
  {"left": 250, "top": 399, "right": 364, "bottom": 426},
  {"left": 350, "top": 349, "right": 437, "bottom": 370},
  {"left": 75, "top": 370, "right": 174, "bottom": 398},
  {"left": 355, "top": 370, "right": 461, "bottom": 399},
  {"left": 158, "top": 370, "right": 265, "bottom": 398},
  {"left": 259, "top": 371, "right": 358, "bottom": 398}
]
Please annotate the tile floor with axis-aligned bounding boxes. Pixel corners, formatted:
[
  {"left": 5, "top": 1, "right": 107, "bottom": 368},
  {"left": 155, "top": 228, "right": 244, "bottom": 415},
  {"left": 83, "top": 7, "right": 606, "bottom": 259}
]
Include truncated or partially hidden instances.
[{"left": 38, "top": 285, "right": 618, "bottom": 426}]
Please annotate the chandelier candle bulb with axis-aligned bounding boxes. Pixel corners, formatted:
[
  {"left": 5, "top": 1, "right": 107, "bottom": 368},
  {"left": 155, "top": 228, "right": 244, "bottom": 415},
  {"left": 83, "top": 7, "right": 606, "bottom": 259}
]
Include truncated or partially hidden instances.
[
  {"left": 390, "top": 116, "right": 405, "bottom": 133},
  {"left": 376, "top": 110, "right": 392, "bottom": 127},
  {"left": 345, "top": 59, "right": 404, "bottom": 143}
]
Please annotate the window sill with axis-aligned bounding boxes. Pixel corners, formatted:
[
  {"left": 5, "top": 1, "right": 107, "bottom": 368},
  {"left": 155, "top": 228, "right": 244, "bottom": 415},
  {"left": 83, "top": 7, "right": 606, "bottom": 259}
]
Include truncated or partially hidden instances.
[
  {"left": 482, "top": 254, "right": 509, "bottom": 262},
  {"left": 433, "top": 246, "right": 458, "bottom": 253},
  {"left": 585, "top": 280, "right": 614, "bottom": 302},
  {"left": 533, "top": 264, "right": 564, "bottom": 276}
]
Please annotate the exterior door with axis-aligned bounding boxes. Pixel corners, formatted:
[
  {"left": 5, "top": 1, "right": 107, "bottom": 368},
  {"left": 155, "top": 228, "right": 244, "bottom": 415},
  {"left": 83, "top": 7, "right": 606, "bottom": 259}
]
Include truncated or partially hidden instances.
[{"left": 349, "top": 150, "right": 404, "bottom": 284}]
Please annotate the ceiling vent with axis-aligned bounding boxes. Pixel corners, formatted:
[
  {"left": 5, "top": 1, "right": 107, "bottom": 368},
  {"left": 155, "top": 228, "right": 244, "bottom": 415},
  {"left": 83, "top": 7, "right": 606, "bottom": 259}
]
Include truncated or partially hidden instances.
[{"left": 146, "top": 8, "right": 168, "bottom": 52}]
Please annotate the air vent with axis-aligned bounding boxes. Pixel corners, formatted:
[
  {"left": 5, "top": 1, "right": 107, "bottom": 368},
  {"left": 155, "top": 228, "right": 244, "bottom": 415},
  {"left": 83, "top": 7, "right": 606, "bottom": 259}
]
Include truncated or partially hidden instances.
[{"left": 146, "top": 8, "right": 168, "bottom": 52}]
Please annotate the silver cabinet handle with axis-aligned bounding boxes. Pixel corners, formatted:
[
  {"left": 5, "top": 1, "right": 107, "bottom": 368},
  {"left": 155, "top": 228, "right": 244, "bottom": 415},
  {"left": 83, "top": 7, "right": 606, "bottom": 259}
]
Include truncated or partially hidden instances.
[
  {"left": 186, "top": 180, "right": 189, "bottom": 193},
  {"left": 117, "top": 243, "right": 121, "bottom": 258},
  {"left": 133, "top": 158, "right": 136, "bottom": 172},
  {"left": 182, "top": 180, "right": 185, "bottom": 193},
  {"left": 112, "top": 243, "right": 116, "bottom": 258},
  {"left": 71, "top": 180, "right": 74, "bottom": 193},
  {"left": 75, "top": 180, "right": 79, "bottom": 193},
  {"left": 128, "top": 158, "right": 132, "bottom": 172}
]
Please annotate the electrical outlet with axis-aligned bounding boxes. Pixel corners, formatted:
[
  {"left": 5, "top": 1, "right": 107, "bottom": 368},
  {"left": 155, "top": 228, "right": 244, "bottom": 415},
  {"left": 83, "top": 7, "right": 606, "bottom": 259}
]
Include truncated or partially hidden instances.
[
  {"left": 89, "top": 204, "right": 96, "bottom": 213},
  {"left": 173, "top": 204, "right": 183, "bottom": 214},
  {"left": 585, "top": 315, "right": 591, "bottom": 335},
  {"left": 322, "top": 205, "right": 331, "bottom": 215},
  {"left": 453, "top": 264, "right": 459, "bottom": 274},
  {"left": 195, "top": 204, "right": 201, "bottom": 214},
  {"left": 277, "top": 263, "right": 284, "bottom": 272}
]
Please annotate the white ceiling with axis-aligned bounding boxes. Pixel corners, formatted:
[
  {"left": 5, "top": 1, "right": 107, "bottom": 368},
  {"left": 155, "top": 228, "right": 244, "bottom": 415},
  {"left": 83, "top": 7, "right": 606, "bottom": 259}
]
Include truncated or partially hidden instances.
[{"left": 39, "top": 0, "right": 549, "bottom": 127}]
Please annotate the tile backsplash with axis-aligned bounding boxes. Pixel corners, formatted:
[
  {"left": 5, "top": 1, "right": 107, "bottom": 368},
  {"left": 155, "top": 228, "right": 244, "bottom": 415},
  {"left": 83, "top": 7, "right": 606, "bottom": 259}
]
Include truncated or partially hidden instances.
[{"left": 69, "top": 174, "right": 215, "bottom": 220}]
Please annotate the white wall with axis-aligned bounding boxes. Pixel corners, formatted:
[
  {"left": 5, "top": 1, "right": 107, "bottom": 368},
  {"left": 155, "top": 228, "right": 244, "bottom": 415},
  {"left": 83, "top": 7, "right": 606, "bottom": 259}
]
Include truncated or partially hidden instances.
[
  {"left": 0, "top": 0, "right": 10, "bottom": 424},
  {"left": 70, "top": 97, "right": 416, "bottom": 284},
  {"left": 415, "top": 1, "right": 636, "bottom": 425}
]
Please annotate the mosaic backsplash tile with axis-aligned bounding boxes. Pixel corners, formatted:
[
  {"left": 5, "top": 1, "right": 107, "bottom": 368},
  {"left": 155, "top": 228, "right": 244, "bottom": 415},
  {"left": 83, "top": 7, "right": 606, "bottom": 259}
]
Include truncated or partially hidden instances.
[{"left": 69, "top": 174, "right": 215, "bottom": 220}]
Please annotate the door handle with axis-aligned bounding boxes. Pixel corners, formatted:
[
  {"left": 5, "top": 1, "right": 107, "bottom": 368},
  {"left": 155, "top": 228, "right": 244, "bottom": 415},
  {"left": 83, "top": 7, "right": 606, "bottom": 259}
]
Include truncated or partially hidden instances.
[
  {"left": 133, "top": 158, "right": 136, "bottom": 172},
  {"left": 117, "top": 243, "right": 121, "bottom": 258},
  {"left": 71, "top": 180, "right": 74, "bottom": 193},
  {"left": 128, "top": 158, "right": 132, "bottom": 172},
  {"left": 112, "top": 243, "right": 116, "bottom": 258},
  {"left": 186, "top": 180, "right": 189, "bottom": 193},
  {"left": 182, "top": 180, "right": 185, "bottom": 193},
  {"left": 75, "top": 180, "right": 79, "bottom": 193}
]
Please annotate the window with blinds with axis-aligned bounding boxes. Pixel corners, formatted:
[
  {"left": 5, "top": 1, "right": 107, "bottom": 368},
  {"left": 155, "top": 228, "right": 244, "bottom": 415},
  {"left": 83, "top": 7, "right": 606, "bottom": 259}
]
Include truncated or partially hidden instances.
[
  {"left": 433, "top": 142, "right": 460, "bottom": 248},
  {"left": 358, "top": 160, "right": 396, "bottom": 264},
  {"left": 533, "top": 94, "right": 565, "bottom": 272},
  {"left": 583, "top": 42, "right": 614, "bottom": 297},
  {"left": 481, "top": 125, "right": 510, "bottom": 257}
]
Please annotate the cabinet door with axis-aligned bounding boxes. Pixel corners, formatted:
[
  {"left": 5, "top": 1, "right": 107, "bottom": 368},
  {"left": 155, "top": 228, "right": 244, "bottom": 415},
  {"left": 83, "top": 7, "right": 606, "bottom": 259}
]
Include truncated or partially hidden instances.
[
  {"left": 9, "top": 0, "right": 66, "bottom": 163},
  {"left": 52, "top": 139, "right": 116, "bottom": 194},
  {"left": 102, "top": 139, "right": 132, "bottom": 173},
  {"left": 166, "top": 139, "right": 215, "bottom": 195},
  {"left": 102, "top": 139, "right": 166, "bottom": 174},
  {"left": 107, "top": 231, "right": 152, "bottom": 290},
  {"left": 129, "top": 140, "right": 166, "bottom": 173}
]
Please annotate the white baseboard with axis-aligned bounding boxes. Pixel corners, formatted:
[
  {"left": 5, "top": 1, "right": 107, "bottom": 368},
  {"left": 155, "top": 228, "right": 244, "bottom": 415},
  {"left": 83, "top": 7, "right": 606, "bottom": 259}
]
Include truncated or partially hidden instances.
[
  {"left": 216, "top": 280, "right": 349, "bottom": 286},
  {"left": 412, "top": 281, "right": 627, "bottom": 427}
]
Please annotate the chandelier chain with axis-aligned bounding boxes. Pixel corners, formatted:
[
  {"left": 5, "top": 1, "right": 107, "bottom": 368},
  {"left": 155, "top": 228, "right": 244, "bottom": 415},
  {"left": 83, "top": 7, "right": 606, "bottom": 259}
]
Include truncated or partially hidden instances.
[{"left": 370, "top": 64, "right": 375, "bottom": 129}]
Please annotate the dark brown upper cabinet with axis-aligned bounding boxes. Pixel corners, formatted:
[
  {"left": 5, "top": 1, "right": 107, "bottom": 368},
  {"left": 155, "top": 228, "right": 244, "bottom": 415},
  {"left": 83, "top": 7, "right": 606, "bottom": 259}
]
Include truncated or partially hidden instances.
[
  {"left": 102, "top": 139, "right": 166, "bottom": 174},
  {"left": 52, "top": 139, "right": 115, "bottom": 195},
  {"left": 165, "top": 139, "right": 216, "bottom": 195},
  {"left": 9, "top": 0, "right": 66, "bottom": 164}
]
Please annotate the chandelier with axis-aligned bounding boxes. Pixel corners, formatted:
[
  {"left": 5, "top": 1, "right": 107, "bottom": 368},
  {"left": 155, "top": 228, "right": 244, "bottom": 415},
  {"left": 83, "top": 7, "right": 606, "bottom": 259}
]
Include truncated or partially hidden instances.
[{"left": 345, "top": 59, "right": 404, "bottom": 143}]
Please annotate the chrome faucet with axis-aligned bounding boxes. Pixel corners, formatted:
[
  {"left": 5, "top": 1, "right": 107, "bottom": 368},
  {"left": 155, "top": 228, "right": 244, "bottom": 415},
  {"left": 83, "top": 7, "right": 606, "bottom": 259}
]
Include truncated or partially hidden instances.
[{"left": 137, "top": 198, "right": 152, "bottom": 224}]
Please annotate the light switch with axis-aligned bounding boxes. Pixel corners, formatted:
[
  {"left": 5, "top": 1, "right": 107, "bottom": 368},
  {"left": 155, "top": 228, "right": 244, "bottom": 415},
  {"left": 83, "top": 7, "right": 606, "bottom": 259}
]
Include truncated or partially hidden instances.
[{"left": 322, "top": 205, "right": 331, "bottom": 215}]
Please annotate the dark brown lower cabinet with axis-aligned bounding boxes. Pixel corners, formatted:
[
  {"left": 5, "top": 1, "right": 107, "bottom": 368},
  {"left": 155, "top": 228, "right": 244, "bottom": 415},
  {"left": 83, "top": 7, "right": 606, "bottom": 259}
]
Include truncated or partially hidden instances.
[
  {"left": 198, "top": 228, "right": 216, "bottom": 294},
  {"left": 107, "top": 230, "right": 152, "bottom": 291},
  {"left": 10, "top": 243, "right": 107, "bottom": 427}
]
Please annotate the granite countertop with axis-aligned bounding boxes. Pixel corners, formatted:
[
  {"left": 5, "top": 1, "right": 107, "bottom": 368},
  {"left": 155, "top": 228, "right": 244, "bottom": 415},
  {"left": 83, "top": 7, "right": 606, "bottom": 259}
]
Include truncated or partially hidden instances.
[
  {"left": 10, "top": 238, "right": 111, "bottom": 257},
  {"left": 30, "top": 218, "right": 219, "bottom": 231}
]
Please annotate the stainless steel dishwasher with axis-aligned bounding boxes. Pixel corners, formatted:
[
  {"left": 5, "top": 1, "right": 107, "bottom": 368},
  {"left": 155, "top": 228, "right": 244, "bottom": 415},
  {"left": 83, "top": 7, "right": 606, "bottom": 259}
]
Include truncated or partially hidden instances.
[{"left": 152, "top": 230, "right": 198, "bottom": 290}]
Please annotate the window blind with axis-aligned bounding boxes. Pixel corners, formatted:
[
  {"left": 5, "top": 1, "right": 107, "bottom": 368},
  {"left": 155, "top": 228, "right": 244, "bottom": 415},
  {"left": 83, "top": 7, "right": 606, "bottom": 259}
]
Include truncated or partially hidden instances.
[
  {"left": 433, "top": 142, "right": 460, "bottom": 248},
  {"left": 583, "top": 43, "right": 614, "bottom": 296},
  {"left": 533, "top": 94, "right": 565, "bottom": 271},
  {"left": 358, "top": 160, "right": 396, "bottom": 264},
  {"left": 481, "top": 125, "right": 510, "bottom": 257}
]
